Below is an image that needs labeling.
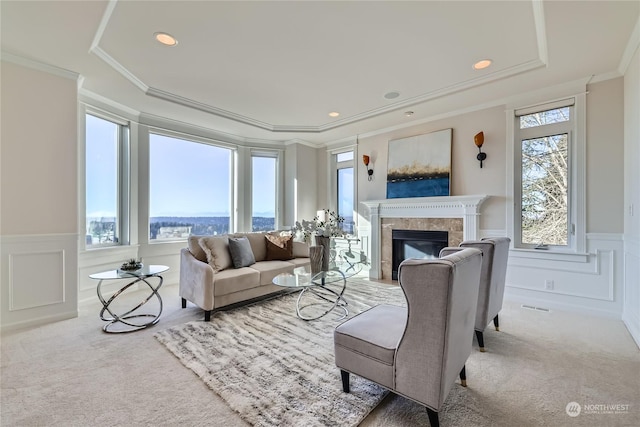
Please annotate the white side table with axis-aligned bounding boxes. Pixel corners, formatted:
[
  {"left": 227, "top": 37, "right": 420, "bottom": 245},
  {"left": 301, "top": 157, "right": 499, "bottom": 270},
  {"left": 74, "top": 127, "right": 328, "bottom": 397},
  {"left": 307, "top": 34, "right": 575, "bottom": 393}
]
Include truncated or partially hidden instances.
[{"left": 90, "top": 265, "right": 169, "bottom": 333}]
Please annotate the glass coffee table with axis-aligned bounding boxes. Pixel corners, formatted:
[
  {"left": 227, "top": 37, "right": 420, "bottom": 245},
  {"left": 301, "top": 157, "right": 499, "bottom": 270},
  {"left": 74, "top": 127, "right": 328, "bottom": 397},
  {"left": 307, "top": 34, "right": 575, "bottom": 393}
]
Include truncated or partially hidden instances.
[{"left": 273, "top": 263, "right": 362, "bottom": 321}]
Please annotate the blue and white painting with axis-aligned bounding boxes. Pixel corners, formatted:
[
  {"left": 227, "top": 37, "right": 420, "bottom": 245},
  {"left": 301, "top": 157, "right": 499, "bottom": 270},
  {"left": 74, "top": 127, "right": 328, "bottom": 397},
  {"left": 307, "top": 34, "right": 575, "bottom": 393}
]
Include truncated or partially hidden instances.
[{"left": 386, "top": 128, "right": 452, "bottom": 199}]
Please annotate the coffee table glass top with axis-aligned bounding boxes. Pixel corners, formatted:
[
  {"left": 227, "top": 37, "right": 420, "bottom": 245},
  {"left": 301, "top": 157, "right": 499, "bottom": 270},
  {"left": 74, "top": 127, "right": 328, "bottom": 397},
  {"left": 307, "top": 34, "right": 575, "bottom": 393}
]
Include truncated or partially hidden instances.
[{"left": 272, "top": 264, "right": 360, "bottom": 288}]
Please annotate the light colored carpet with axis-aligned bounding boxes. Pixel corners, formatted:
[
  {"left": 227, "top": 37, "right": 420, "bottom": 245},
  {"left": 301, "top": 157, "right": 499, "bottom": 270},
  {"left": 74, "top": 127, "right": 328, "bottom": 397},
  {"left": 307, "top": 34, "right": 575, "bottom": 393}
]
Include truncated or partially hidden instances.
[
  {"left": 2, "top": 277, "right": 639, "bottom": 426},
  {"left": 154, "top": 282, "right": 404, "bottom": 427}
]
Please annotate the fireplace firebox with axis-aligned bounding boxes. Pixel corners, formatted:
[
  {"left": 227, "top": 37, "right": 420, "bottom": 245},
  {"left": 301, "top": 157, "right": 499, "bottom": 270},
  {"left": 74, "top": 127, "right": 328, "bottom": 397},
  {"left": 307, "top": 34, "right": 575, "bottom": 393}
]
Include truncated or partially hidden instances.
[{"left": 392, "top": 230, "right": 449, "bottom": 280}]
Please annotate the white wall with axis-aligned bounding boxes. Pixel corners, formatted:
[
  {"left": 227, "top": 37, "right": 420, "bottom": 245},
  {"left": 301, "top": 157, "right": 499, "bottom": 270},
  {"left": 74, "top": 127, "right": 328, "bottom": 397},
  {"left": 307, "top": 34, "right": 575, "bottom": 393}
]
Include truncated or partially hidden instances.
[
  {"left": 354, "top": 80, "right": 626, "bottom": 318},
  {"left": 355, "top": 106, "right": 506, "bottom": 232},
  {"left": 1, "top": 60, "right": 79, "bottom": 331},
  {"left": 623, "top": 43, "right": 640, "bottom": 346}
]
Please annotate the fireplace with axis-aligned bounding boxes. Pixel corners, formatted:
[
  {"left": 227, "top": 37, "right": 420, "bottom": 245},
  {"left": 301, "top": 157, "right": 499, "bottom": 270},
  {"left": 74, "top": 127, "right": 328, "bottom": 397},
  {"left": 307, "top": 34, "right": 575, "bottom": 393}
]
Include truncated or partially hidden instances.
[
  {"left": 361, "top": 195, "right": 489, "bottom": 280},
  {"left": 392, "top": 230, "right": 449, "bottom": 280}
]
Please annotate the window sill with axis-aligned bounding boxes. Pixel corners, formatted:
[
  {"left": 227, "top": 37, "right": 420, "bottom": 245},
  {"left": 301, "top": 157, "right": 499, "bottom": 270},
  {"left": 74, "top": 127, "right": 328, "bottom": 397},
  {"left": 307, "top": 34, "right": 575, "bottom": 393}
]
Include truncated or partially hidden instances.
[{"left": 509, "top": 248, "right": 589, "bottom": 263}]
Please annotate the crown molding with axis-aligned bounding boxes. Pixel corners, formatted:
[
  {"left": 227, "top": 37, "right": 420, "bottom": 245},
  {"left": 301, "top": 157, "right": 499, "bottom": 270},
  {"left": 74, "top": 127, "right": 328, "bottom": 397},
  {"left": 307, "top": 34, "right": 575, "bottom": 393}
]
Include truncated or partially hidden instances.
[
  {"left": 0, "top": 51, "right": 79, "bottom": 81},
  {"left": 80, "top": 88, "right": 141, "bottom": 121},
  {"left": 145, "top": 87, "right": 273, "bottom": 131},
  {"left": 618, "top": 14, "right": 640, "bottom": 75},
  {"left": 138, "top": 112, "right": 287, "bottom": 147}
]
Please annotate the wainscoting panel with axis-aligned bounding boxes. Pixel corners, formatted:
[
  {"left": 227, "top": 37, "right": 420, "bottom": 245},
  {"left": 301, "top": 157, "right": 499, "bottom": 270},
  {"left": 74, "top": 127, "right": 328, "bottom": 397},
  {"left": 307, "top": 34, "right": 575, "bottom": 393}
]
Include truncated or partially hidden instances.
[
  {"left": 622, "top": 235, "right": 640, "bottom": 347},
  {"left": 1, "top": 233, "right": 78, "bottom": 332},
  {"left": 505, "top": 233, "right": 624, "bottom": 318},
  {"left": 9, "top": 250, "right": 65, "bottom": 310}
]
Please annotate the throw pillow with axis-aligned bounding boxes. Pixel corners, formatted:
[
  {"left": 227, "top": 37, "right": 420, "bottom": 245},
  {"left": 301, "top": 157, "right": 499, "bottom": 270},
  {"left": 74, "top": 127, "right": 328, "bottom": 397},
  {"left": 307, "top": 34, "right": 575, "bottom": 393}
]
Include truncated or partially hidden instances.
[
  {"left": 265, "top": 234, "right": 294, "bottom": 261},
  {"left": 187, "top": 235, "right": 208, "bottom": 263},
  {"left": 292, "top": 241, "right": 309, "bottom": 258},
  {"left": 228, "top": 237, "right": 256, "bottom": 268},
  {"left": 198, "top": 236, "right": 232, "bottom": 272}
]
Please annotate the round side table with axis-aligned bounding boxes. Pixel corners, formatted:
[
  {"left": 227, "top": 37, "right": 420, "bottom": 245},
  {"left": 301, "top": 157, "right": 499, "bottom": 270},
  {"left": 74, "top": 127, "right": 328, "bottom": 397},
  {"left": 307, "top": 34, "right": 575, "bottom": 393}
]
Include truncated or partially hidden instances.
[{"left": 90, "top": 265, "right": 168, "bottom": 333}]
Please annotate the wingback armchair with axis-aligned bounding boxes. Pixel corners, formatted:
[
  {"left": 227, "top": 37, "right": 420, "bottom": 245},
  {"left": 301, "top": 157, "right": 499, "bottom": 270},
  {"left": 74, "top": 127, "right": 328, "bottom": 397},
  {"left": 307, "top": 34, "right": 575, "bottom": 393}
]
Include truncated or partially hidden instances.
[
  {"left": 440, "top": 237, "right": 510, "bottom": 352},
  {"left": 333, "top": 248, "right": 483, "bottom": 427}
]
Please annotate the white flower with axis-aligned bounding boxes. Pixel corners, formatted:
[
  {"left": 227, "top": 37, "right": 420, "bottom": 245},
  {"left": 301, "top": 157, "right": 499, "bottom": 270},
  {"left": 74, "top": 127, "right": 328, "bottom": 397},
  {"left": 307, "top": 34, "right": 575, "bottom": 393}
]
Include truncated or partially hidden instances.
[{"left": 293, "top": 209, "right": 346, "bottom": 242}]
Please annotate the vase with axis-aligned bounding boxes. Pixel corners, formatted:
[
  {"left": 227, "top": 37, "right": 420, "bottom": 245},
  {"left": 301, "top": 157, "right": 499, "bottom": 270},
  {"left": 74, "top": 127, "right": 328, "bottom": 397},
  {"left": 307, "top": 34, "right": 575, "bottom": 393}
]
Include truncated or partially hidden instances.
[
  {"left": 309, "top": 246, "right": 324, "bottom": 275},
  {"left": 315, "top": 235, "right": 331, "bottom": 271}
]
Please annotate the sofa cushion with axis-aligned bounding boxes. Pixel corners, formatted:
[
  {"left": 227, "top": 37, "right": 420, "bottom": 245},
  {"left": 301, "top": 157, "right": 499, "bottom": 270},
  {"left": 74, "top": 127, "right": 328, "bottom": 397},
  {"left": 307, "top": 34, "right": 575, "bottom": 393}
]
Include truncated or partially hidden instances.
[
  {"left": 199, "top": 236, "right": 232, "bottom": 272},
  {"left": 228, "top": 237, "right": 256, "bottom": 268},
  {"left": 188, "top": 235, "right": 208, "bottom": 263},
  {"left": 234, "top": 232, "right": 268, "bottom": 262},
  {"left": 265, "top": 234, "right": 294, "bottom": 260},
  {"left": 213, "top": 267, "right": 261, "bottom": 296},
  {"left": 250, "top": 260, "right": 300, "bottom": 286}
]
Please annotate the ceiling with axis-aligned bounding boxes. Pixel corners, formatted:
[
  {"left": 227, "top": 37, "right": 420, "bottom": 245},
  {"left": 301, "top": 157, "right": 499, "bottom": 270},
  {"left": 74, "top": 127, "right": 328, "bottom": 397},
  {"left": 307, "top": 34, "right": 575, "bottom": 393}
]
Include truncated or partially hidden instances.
[{"left": 1, "top": 1, "right": 638, "bottom": 146}]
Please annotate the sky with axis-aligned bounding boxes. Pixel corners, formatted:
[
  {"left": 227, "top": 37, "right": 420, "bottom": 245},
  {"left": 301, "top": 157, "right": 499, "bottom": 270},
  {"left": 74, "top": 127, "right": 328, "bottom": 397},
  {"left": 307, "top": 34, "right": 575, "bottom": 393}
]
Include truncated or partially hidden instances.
[{"left": 86, "top": 116, "right": 276, "bottom": 218}]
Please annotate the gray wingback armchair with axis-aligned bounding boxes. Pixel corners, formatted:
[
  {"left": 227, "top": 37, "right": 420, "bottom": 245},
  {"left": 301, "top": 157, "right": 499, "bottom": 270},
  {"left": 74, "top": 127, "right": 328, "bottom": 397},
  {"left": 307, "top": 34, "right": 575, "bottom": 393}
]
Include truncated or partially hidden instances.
[
  {"left": 333, "top": 248, "right": 483, "bottom": 427},
  {"left": 440, "top": 237, "right": 510, "bottom": 352}
]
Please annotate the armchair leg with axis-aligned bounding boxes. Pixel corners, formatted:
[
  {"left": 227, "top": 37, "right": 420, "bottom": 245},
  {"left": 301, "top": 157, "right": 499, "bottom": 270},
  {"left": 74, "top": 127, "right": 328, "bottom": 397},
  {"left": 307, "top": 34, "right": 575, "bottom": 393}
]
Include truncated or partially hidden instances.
[
  {"left": 204, "top": 310, "right": 212, "bottom": 322},
  {"left": 426, "top": 408, "right": 439, "bottom": 427},
  {"left": 181, "top": 298, "right": 187, "bottom": 309},
  {"left": 493, "top": 314, "right": 500, "bottom": 331},
  {"left": 459, "top": 365, "right": 467, "bottom": 387},
  {"left": 475, "top": 330, "right": 485, "bottom": 352},
  {"left": 340, "top": 370, "right": 350, "bottom": 393}
]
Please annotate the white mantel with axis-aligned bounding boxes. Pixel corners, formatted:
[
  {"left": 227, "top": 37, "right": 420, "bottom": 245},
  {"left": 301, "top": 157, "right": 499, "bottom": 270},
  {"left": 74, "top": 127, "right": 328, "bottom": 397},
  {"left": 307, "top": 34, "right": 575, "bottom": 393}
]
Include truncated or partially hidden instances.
[{"left": 361, "top": 195, "right": 489, "bottom": 279}]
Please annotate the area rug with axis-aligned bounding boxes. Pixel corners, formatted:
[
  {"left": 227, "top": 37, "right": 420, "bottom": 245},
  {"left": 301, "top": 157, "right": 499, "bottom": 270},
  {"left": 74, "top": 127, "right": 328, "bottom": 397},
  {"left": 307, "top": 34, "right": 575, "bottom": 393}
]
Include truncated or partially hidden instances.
[{"left": 154, "top": 280, "right": 406, "bottom": 427}]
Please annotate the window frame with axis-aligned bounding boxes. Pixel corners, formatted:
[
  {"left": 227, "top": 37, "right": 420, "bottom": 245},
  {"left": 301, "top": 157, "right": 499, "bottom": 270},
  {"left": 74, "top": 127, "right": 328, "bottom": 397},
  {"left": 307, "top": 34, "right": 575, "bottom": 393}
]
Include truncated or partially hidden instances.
[
  {"left": 249, "top": 149, "right": 281, "bottom": 231},
  {"left": 83, "top": 109, "right": 130, "bottom": 249},
  {"left": 147, "top": 129, "right": 236, "bottom": 242},
  {"left": 330, "top": 148, "right": 356, "bottom": 235},
  {"left": 507, "top": 94, "right": 587, "bottom": 256}
]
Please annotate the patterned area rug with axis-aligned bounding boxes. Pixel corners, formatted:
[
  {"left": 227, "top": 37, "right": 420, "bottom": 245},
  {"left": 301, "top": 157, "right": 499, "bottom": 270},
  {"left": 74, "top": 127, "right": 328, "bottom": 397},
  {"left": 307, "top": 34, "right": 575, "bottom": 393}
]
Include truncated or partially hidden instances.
[{"left": 155, "top": 280, "right": 406, "bottom": 427}]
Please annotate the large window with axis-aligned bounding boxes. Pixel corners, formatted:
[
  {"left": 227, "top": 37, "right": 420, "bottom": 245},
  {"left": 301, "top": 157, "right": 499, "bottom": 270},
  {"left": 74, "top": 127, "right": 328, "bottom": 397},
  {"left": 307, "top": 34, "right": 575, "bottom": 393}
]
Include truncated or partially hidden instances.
[
  {"left": 336, "top": 151, "right": 354, "bottom": 234},
  {"left": 85, "top": 113, "right": 129, "bottom": 247},
  {"left": 149, "top": 133, "right": 232, "bottom": 240},
  {"left": 514, "top": 99, "right": 576, "bottom": 249},
  {"left": 251, "top": 153, "right": 277, "bottom": 231}
]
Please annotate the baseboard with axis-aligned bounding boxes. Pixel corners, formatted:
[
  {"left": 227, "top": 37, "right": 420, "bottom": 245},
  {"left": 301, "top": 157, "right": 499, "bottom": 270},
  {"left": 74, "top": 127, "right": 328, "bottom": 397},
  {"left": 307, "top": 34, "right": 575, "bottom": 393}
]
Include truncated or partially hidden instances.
[
  {"left": 0, "top": 310, "right": 78, "bottom": 335},
  {"left": 622, "top": 311, "right": 640, "bottom": 349}
]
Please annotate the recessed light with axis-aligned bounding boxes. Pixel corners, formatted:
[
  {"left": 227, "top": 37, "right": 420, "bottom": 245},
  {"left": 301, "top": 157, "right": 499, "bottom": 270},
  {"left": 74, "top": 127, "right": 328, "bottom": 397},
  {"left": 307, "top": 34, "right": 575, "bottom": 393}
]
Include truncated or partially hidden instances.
[
  {"left": 384, "top": 91, "right": 400, "bottom": 100},
  {"left": 473, "top": 59, "right": 492, "bottom": 70},
  {"left": 328, "top": 112, "right": 340, "bottom": 118},
  {"left": 154, "top": 32, "right": 178, "bottom": 46},
  {"left": 404, "top": 111, "right": 414, "bottom": 117}
]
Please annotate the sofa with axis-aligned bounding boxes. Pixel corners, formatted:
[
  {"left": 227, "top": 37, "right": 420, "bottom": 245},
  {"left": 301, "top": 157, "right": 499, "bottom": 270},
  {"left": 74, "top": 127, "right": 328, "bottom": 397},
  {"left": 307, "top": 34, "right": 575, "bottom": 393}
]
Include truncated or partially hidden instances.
[{"left": 180, "top": 231, "right": 311, "bottom": 320}]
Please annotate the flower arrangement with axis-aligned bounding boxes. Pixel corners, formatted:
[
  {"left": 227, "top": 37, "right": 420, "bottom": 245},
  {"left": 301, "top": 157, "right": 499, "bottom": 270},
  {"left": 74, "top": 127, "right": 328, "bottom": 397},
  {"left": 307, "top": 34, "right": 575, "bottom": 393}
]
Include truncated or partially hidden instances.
[
  {"left": 293, "top": 209, "right": 346, "bottom": 242},
  {"left": 120, "top": 258, "right": 143, "bottom": 271}
]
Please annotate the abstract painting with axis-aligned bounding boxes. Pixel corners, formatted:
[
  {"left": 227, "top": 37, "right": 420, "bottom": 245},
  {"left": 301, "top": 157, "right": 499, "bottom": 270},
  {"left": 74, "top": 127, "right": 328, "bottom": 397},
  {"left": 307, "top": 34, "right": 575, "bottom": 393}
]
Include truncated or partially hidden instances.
[{"left": 386, "top": 128, "right": 452, "bottom": 199}]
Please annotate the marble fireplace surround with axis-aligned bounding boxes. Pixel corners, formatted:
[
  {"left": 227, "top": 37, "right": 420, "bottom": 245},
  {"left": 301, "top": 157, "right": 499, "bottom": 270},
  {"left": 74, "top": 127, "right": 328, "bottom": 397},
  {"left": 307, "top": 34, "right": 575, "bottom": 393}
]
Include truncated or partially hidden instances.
[{"left": 361, "top": 195, "right": 489, "bottom": 280}]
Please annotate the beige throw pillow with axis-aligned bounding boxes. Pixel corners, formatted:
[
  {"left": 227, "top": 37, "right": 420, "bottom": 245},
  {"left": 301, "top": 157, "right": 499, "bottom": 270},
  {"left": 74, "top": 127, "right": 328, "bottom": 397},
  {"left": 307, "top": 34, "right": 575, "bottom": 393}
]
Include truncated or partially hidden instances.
[
  {"left": 198, "top": 236, "right": 232, "bottom": 272},
  {"left": 187, "top": 235, "right": 208, "bottom": 262}
]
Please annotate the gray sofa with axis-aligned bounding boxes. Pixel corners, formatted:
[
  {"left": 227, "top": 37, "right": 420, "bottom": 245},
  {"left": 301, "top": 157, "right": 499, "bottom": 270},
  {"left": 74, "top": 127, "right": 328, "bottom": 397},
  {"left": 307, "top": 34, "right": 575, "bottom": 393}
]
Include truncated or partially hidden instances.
[{"left": 180, "top": 231, "right": 310, "bottom": 320}]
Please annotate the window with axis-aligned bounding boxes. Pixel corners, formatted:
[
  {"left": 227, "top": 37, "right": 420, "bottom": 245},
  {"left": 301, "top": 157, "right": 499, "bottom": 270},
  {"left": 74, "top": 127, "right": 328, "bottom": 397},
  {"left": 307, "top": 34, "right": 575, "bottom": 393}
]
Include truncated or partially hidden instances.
[
  {"left": 336, "top": 151, "right": 355, "bottom": 234},
  {"left": 251, "top": 153, "right": 277, "bottom": 231},
  {"left": 85, "top": 113, "right": 129, "bottom": 247},
  {"left": 513, "top": 98, "right": 582, "bottom": 250},
  {"left": 149, "top": 133, "right": 233, "bottom": 240}
]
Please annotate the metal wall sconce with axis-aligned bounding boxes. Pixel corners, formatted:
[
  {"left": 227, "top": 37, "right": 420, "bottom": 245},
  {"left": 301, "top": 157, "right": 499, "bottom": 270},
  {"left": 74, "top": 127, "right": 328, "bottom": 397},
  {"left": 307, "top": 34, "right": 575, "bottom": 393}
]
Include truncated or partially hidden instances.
[
  {"left": 362, "top": 155, "right": 374, "bottom": 181},
  {"left": 474, "top": 131, "right": 487, "bottom": 168}
]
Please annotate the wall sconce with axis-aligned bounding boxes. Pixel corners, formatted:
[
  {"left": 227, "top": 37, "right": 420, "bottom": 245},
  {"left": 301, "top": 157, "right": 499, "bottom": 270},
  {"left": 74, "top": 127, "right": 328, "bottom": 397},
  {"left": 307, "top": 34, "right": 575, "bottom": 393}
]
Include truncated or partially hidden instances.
[
  {"left": 474, "top": 131, "right": 487, "bottom": 168},
  {"left": 362, "top": 155, "right": 374, "bottom": 181}
]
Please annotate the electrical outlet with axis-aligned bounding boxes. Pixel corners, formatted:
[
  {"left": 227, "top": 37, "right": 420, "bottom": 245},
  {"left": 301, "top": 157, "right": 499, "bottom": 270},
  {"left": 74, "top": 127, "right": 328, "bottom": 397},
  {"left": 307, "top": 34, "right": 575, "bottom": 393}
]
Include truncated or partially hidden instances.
[{"left": 544, "top": 280, "right": 554, "bottom": 290}]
